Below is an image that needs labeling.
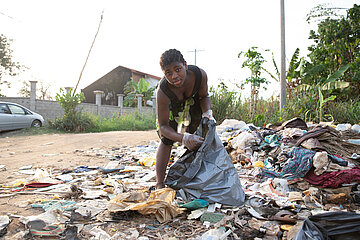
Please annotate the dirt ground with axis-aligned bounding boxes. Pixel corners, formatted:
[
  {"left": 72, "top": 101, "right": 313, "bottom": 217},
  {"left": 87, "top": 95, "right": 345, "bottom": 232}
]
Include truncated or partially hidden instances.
[{"left": 0, "top": 130, "right": 158, "bottom": 217}]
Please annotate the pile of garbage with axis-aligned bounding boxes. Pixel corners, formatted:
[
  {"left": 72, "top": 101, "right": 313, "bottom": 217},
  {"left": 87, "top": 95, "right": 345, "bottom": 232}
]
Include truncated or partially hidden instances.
[{"left": 0, "top": 117, "right": 360, "bottom": 239}]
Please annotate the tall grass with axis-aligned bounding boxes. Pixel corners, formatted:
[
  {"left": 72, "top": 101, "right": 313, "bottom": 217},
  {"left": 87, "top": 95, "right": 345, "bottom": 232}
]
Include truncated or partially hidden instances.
[
  {"left": 210, "top": 83, "right": 241, "bottom": 124},
  {"left": 327, "top": 100, "right": 360, "bottom": 124},
  {"left": 210, "top": 83, "right": 360, "bottom": 126},
  {"left": 88, "top": 111, "right": 156, "bottom": 132},
  {"left": 210, "top": 83, "right": 281, "bottom": 126}
]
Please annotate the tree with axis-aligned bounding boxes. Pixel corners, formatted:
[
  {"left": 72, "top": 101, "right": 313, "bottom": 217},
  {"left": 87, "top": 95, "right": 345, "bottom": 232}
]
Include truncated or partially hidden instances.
[
  {"left": 18, "top": 81, "right": 30, "bottom": 97},
  {"left": 297, "top": 64, "right": 350, "bottom": 122},
  {"left": 123, "top": 78, "right": 156, "bottom": 107},
  {"left": 0, "top": 34, "right": 23, "bottom": 95},
  {"left": 238, "top": 47, "right": 270, "bottom": 118},
  {"left": 18, "top": 80, "right": 53, "bottom": 100},
  {"left": 38, "top": 81, "right": 53, "bottom": 100},
  {"left": 263, "top": 48, "right": 305, "bottom": 96},
  {"left": 306, "top": 3, "right": 346, "bottom": 23},
  {"left": 306, "top": 4, "right": 360, "bottom": 99}
]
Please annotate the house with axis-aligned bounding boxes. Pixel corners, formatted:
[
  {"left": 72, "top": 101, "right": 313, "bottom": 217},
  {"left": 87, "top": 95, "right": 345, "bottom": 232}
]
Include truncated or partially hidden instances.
[{"left": 81, "top": 66, "right": 161, "bottom": 106}]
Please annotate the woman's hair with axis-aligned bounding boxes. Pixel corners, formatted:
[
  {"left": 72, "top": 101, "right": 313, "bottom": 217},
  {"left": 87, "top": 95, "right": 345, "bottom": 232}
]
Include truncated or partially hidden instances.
[{"left": 159, "top": 49, "right": 185, "bottom": 70}]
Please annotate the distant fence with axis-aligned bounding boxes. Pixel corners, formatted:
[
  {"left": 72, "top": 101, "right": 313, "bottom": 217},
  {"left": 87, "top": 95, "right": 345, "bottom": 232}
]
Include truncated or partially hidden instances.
[
  {"left": 1, "top": 82, "right": 156, "bottom": 125},
  {"left": 0, "top": 97, "right": 155, "bottom": 125}
]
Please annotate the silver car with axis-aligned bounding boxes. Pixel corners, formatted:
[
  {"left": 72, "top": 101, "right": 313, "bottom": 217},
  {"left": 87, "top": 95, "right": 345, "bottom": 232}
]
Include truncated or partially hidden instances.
[{"left": 0, "top": 102, "right": 45, "bottom": 131}]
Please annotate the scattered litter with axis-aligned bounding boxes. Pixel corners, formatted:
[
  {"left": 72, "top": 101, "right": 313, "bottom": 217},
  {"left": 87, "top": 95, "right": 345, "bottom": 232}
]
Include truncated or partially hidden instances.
[
  {"left": 180, "top": 199, "right": 209, "bottom": 210},
  {"left": 199, "top": 227, "right": 228, "bottom": 240},
  {"left": 1, "top": 118, "right": 360, "bottom": 239},
  {"left": 187, "top": 208, "right": 207, "bottom": 220},
  {"left": 348, "top": 139, "right": 360, "bottom": 145},
  {"left": 18, "top": 169, "right": 35, "bottom": 175},
  {"left": 19, "top": 165, "right": 32, "bottom": 170},
  {"left": 41, "top": 142, "right": 54, "bottom": 146},
  {"left": 0, "top": 216, "right": 10, "bottom": 237},
  {"left": 55, "top": 174, "right": 73, "bottom": 182},
  {"left": 200, "top": 212, "right": 225, "bottom": 224},
  {"left": 42, "top": 153, "right": 60, "bottom": 157},
  {"left": 352, "top": 124, "right": 360, "bottom": 133},
  {"left": 138, "top": 156, "right": 156, "bottom": 166},
  {"left": 336, "top": 123, "right": 352, "bottom": 131}
]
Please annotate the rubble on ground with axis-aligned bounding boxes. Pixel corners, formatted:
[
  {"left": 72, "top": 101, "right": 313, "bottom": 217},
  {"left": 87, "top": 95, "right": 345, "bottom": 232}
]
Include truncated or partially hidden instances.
[{"left": 0, "top": 118, "right": 360, "bottom": 239}]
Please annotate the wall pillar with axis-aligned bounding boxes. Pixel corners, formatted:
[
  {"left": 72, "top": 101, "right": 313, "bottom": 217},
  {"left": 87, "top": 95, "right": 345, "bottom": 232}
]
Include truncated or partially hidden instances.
[
  {"left": 64, "top": 87, "right": 72, "bottom": 94},
  {"left": 136, "top": 94, "right": 143, "bottom": 113},
  {"left": 93, "top": 90, "right": 104, "bottom": 106},
  {"left": 93, "top": 90, "right": 104, "bottom": 115},
  {"left": 117, "top": 93, "right": 125, "bottom": 115},
  {"left": 29, "top": 80, "right": 37, "bottom": 111}
]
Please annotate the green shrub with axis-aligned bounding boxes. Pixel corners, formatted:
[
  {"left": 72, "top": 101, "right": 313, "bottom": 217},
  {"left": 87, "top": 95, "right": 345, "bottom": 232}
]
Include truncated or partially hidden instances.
[
  {"left": 49, "top": 88, "right": 97, "bottom": 132},
  {"left": 48, "top": 112, "right": 97, "bottom": 132}
]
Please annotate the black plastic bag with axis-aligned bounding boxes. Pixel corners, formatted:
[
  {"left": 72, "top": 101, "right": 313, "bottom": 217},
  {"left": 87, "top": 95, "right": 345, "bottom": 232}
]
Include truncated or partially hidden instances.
[
  {"left": 293, "top": 211, "right": 360, "bottom": 240},
  {"left": 293, "top": 219, "right": 328, "bottom": 240},
  {"left": 165, "top": 118, "right": 245, "bottom": 206}
]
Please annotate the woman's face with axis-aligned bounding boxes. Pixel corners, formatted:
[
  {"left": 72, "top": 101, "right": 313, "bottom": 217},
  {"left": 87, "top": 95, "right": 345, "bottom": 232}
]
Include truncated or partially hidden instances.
[{"left": 162, "top": 61, "right": 187, "bottom": 88}]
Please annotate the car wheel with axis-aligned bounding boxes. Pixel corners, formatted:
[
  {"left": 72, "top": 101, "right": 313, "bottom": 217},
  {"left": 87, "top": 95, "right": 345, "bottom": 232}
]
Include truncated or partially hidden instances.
[{"left": 31, "top": 120, "right": 42, "bottom": 128}]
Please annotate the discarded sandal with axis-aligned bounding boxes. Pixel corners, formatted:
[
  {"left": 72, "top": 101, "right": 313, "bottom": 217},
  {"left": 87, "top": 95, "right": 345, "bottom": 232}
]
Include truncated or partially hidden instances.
[{"left": 271, "top": 210, "right": 297, "bottom": 223}]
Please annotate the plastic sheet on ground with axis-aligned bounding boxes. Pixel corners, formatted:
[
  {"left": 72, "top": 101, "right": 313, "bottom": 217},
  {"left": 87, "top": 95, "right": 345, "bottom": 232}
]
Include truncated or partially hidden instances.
[{"left": 107, "top": 188, "right": 180, "bottom": 223}]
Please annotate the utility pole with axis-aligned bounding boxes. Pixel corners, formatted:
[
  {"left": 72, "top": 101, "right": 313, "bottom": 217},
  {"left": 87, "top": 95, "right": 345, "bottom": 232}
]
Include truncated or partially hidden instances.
[
  {"left": 280, "top": 0, "right": 286, "bottom": 113},
  {"left": 188, "top": 49, "right": 205, "bottom": 65},
  {"left": 73, "top": 10, "right": 104, "bottom": 95}
]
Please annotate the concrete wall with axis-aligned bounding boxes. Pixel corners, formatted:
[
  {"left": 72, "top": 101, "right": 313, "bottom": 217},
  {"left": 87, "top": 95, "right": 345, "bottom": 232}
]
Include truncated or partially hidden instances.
[{"left": 0, "top": 97, "right": 155, "bottom": 125}]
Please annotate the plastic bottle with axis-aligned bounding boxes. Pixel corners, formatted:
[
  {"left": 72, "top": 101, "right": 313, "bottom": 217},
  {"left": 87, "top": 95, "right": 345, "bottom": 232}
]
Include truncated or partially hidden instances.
[
  {"left": 351, "top": 124, "right": 360, "bottom": 133},
  {"left": 199, "top": 227, "right": 231, "bottom": 240},
  {"left": 336, "top": 123, "right": 351, "bottom": 131}
]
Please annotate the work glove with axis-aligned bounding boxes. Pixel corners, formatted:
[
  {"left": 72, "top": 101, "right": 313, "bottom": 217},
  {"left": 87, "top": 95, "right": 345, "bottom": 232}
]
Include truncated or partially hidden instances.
[
  {"left": 182, "top": 132, "right": 204, "bottom": 150},
  {"left": 202, "top": 109, "right": 216, "bottom": 123}
]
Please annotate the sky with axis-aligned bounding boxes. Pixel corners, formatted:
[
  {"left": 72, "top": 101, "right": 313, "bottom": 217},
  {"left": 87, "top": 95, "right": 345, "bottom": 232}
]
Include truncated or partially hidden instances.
[{"left": 1, "top": 0, "right": 359, "bottom": 99}]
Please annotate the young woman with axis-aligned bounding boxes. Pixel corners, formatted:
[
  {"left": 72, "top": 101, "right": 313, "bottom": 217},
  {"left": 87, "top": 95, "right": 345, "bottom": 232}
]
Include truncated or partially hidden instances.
[{"left": 155, "top": 49, "right": 214, "bottom": 189}]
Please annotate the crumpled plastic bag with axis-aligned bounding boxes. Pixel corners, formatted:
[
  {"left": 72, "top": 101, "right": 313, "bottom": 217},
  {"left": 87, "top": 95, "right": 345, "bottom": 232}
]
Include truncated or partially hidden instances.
[
  {"left": 313, "top": 151, "right": 329, "bottom": 175},
  {"left": 107, "top": 188, "right": 180, "bottom": 223},
  {"left": 230, "top": 131, "right": 259, "bottom": 150},
  {"left": 165, "top": 118, "right": 245, "bottom": 206}
]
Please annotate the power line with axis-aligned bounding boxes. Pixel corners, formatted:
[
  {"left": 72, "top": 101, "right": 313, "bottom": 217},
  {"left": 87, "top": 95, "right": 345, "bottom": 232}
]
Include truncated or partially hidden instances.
[
  {"left": 188, "top": 49, "right": 205, "bottom": 65},
  {"left": 0, "top": 11, "right": 14, "bottom": 19}
]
